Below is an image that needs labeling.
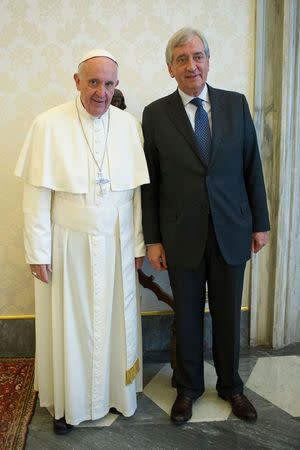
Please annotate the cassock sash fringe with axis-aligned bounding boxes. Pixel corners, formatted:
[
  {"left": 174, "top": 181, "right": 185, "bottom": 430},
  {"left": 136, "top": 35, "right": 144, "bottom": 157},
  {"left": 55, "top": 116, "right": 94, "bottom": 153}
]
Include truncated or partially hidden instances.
[{"left": 125, "top": 358, "right": 139, "bottom": 385}]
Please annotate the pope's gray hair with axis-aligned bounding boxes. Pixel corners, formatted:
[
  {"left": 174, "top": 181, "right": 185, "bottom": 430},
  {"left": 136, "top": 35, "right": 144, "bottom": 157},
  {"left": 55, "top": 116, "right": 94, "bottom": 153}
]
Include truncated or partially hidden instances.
[{"left": 165, "top": 27, "right": 210, "bottom": 65}]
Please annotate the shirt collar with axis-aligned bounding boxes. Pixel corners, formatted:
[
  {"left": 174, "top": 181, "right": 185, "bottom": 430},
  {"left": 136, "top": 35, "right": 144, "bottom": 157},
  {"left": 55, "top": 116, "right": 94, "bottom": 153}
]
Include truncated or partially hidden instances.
[{"left": 178, "top": 84, "right": 209, "bottom": 107}]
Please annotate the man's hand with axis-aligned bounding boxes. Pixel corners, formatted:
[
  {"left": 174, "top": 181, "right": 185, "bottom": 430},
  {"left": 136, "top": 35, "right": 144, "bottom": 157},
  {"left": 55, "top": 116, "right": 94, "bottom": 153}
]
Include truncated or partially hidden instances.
[
  {"left": 30, "top": 264, "right": 52, "bottom": 283},
  {"left": 135, "top": 256, "right": 144, "bottom": 271},
  {"left": 251, "top": 231, "right": 270, "bottom": 254},
  {"left": 146, "top": 243, "right": 167, "bottom": 271}
]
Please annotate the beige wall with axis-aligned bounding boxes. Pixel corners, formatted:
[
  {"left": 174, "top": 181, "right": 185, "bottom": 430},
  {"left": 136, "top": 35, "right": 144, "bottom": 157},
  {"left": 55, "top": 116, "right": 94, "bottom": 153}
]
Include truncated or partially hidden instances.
[{"left": 0, "top": 0, "right": 256, "bottom": 315}]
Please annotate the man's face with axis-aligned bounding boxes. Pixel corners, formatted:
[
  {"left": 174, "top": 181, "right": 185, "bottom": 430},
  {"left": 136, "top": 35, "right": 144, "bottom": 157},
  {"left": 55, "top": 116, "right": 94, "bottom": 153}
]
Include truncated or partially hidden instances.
[
  {"left": 168, "top": 36, "right": 209, "bottom": 97},
  {"left": 74, "top": 57, "right": 119, "bottom": 117}
]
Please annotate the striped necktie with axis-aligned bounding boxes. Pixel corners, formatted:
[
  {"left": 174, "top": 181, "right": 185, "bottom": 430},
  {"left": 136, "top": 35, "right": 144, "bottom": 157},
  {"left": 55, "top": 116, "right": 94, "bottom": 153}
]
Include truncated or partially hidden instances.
[{"left": 190, "top": 98, "right": 211, "bottom": 166}]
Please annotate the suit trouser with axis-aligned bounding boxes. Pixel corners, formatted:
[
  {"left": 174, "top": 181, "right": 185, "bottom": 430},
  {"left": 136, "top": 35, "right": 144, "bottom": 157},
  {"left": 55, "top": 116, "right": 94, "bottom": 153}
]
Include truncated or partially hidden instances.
[{"left": 168, "top": 216, "right": 246, "bottom": 399}]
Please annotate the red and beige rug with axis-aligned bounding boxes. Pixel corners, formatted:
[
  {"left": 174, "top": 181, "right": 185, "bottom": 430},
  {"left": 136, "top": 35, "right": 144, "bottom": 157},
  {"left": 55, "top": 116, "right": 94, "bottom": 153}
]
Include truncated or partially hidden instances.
[{"left": 0, "top": 358, "right": 37, "bottom": 450}]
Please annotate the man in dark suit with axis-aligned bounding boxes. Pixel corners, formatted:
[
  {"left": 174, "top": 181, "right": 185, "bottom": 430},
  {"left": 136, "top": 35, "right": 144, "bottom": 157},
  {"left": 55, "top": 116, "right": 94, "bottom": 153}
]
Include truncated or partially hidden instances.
[{"left": 141, "top": 28, "right": 270, "bottom": 424}]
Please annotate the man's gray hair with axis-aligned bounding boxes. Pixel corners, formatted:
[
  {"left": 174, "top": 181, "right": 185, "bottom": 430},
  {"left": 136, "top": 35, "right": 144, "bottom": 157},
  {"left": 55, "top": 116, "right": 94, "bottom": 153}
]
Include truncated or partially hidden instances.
[{"left": 165, "top": 27, "right": 210, "bottom": 65}]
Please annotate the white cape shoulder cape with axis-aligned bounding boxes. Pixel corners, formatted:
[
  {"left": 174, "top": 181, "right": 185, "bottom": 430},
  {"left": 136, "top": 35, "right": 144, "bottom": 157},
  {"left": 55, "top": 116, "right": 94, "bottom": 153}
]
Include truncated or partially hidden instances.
[{"left": 15, "top": 99, "right": 149, "bottom": 192}]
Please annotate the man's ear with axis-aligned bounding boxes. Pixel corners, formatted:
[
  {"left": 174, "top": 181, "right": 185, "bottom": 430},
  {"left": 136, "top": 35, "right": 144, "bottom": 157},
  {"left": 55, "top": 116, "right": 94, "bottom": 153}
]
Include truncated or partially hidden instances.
[
  {"left": 73, "top": 73, "right": 80, "bottom": 91},
  {"left": 115, "top": 80, "right": 119, "bottom": 88},
  {"left": 167, "top": 64, "right": 175, "bottom": 78}
]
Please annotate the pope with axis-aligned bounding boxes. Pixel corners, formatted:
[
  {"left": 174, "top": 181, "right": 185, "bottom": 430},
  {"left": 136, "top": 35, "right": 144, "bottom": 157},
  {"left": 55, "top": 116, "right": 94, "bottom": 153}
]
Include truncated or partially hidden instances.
[{"left": 15, "top": 49, "right": 149, "bottom": 434}]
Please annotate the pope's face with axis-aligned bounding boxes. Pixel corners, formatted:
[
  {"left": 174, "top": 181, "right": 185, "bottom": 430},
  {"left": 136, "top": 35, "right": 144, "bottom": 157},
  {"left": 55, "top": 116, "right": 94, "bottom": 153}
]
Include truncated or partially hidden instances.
[
  {"left": 74, "top": 57, "right": 119, "bottom": 117},
  {"left": 168, "top": 36, "right": 209, "bottom": 97}
]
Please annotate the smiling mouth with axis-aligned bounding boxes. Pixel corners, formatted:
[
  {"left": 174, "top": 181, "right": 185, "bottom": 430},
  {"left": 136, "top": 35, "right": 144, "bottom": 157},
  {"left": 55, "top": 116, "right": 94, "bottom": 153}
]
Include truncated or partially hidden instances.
[{"left": 186, "top": 74, "right": 200, "bottom": 79}]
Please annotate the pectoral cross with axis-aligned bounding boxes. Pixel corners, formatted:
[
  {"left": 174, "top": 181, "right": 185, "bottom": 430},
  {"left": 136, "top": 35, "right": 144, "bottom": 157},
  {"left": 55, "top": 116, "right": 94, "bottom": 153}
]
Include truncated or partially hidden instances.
[{"left": 95, "top": 170, "right": 110, "bottom": 186}]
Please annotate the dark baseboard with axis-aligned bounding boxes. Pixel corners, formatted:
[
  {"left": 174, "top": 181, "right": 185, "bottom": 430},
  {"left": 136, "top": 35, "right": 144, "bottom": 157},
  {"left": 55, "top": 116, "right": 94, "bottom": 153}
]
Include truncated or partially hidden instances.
[
  {"left": 0, "top": 318, "right": 35, "bottom": 357},
  {"left": 0, "top": 311, "right": 249, "bottom": 361},
  {"left": 142, "top": 311, "right": 249, "bottom": 362}
]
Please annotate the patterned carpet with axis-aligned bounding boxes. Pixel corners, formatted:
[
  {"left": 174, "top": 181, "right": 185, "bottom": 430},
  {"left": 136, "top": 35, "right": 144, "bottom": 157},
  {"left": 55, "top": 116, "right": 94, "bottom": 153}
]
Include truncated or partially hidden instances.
[{"left": 0, "top": 358, "right": 37, "bottom": 450}]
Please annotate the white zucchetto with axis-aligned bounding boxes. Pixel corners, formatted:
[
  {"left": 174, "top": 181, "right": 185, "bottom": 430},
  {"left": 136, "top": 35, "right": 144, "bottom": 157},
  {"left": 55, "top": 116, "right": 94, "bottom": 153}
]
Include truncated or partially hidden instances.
[{"left": 78, "top": 49, "right": 118, "bottom": 68}]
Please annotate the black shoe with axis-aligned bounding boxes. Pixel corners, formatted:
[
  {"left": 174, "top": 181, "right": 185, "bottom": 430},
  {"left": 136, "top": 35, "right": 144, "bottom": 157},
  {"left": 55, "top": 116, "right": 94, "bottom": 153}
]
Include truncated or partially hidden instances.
[
  {"left": 218, "top": 393, "right": 257, "bottom": 422},
  {"left": 53, "top": 416, "right": 74, "bottom": 435},
  {"left": 109, "top": 407, "right": 121, "bottom": 414},
  {"left": 171, "top": 394, "right": 193, "bottom": 424}
]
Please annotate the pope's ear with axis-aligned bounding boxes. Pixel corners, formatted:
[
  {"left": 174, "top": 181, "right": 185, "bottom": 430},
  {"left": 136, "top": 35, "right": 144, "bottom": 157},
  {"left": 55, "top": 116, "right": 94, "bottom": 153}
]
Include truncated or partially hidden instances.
[
  {"left": 74, "top": 73, "right": 80, "bottom": 91},
  {"left": 167, "top": 64, "right": 174, "bottom": 78}
]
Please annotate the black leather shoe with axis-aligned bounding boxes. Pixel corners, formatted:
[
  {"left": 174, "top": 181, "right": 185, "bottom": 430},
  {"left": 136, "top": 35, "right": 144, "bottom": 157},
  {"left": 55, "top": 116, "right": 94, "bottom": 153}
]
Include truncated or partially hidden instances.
[
  {"left": 218, "top": 393, "right": 257, "bottom": 421},
  {"left": 109, "top": 407, "right": 121, "bottom": 414},
  {"left": 53, "top": 416, "right": 74, "bottom": 434},
  {"left": 171, "top": 394, "right": 193, "bottom": 424}
]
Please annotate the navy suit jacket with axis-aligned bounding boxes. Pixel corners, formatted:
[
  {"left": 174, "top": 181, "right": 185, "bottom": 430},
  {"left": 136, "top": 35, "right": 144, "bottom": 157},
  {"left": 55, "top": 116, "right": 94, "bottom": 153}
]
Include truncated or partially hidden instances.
[{"left": 141, "top": 86, "right": 270, "bottom": 267}]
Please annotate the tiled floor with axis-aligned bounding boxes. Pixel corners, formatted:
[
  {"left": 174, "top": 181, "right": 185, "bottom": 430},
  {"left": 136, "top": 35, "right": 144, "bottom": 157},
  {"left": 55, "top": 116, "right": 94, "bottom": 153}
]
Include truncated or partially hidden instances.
[{"left": 25, "top": 344, "right": 300, "bottom": 449}]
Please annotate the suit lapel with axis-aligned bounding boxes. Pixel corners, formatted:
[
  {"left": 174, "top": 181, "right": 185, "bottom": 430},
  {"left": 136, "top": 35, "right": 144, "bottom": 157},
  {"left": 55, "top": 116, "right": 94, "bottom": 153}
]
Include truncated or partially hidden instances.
[
  {"left": 166, "top": 88, "right": 227, "bottom": 169},
  {"left": 208, "top": 85, "right": 225, "bottom": 169},
  {"left": 166, "top": 90, "right": 205, "bottom": 164}
]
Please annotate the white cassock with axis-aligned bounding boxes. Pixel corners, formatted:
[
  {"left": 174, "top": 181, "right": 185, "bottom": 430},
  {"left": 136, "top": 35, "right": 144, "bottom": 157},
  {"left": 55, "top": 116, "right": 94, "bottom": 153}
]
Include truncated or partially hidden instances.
[{"left": 15, "top": 97, "right": 149, "bottom": 425}]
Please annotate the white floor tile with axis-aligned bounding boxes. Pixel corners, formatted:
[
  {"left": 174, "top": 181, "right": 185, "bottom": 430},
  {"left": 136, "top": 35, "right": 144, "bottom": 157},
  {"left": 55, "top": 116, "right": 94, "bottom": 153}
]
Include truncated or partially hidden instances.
[
  {"left": 78, "top": 413, "right": 118, "bottom": 428},
  {"left": 144, "top": 363, "right": 231, "bottom": 422},
  {"left": 246, "top": 355, "right": 300, "bottom": 416}
]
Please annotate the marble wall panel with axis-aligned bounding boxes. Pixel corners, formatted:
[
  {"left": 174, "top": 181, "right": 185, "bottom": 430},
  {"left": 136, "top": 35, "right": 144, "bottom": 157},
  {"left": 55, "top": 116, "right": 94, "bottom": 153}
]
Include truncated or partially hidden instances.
[{"left": 251, "top": 0, "right": 300, "bottom": 347}]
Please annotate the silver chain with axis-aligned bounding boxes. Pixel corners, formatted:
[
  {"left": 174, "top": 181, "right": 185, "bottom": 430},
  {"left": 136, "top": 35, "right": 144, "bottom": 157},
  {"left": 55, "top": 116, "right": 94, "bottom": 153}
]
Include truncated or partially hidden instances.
[{"left": 75, "top": 97, "right": 110, "bottom": 175}]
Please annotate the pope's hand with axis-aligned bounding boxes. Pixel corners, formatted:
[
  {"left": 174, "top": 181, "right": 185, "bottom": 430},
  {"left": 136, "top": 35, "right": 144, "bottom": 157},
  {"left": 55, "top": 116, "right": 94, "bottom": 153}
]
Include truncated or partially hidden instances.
[
  {"left": 135, "top": 256, "right": 144, "bottom": 271},
  {"left": 146, "top": 243, "right": 167, "bottom": 271},
  {"left": 30, "top": 264, "right": 52, "bottom": 283}
]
